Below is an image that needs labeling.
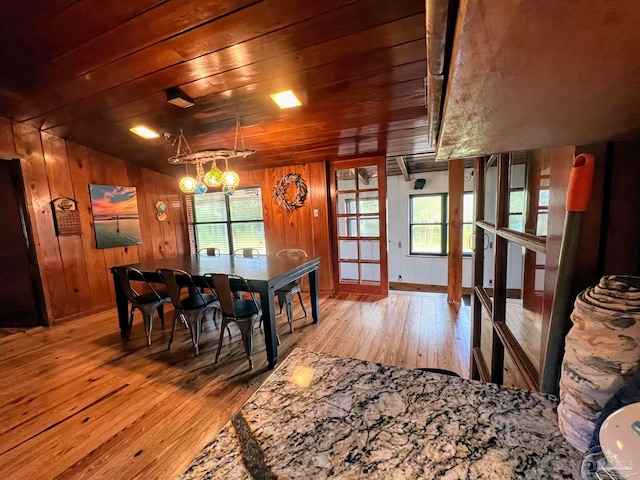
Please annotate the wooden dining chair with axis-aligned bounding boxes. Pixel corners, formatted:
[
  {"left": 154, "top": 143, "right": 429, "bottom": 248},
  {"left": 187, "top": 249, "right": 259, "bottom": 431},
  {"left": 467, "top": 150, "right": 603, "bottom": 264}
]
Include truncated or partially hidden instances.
[
  {"left": 198, "top": 247, "right": 221, "bottom": 256},
  {"left": 234, "top": 247, "right": 260, "bottom": 258},
  {"left": 114, "top": 266, "right": 171, "bottom": 346},
  {"left": 157, "top": 268, "right": 220, "bottom": 356},
  {"left": 204, "top": 273, "right": 262, "bottom": 370},
  {"left": 273, "top": 249, "right": 308, "bottom": 332}
]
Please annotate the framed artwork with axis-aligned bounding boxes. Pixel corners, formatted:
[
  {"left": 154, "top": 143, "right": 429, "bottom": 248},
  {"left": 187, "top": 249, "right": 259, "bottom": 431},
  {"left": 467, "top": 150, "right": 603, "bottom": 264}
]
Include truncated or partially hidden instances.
[{"left": 89, "top": 184, "right": 142, "bottom": 249}]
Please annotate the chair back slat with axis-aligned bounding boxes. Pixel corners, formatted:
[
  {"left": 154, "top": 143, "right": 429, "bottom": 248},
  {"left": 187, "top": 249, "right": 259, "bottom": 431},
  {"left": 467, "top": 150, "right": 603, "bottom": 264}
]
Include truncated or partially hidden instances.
[
  {"left": 115, "top": 266, "right": 163, "bottom": 303},
  {"left": 234, "top": 248, "right": 259, "bottom": 258},
  {"left": 157, "top": 269, "right": 183, "bottom": 309},
  {"left": 114, "top": 266, "right": 138, "bottom": 304},
  {"left": 276, "top": 249, "right": 308, "bottom": 259},
  {"left": 207, "top": 274, "right": 236, "bottom": 317},
  {"left": 199, "top": 247, "right": 220, "bottom": 256},
  {"left": 204, "top": 273, "right": 260, "bottom": 318},
  {"left": 158, "top": 268, "right": 208, "bottom": 310}
]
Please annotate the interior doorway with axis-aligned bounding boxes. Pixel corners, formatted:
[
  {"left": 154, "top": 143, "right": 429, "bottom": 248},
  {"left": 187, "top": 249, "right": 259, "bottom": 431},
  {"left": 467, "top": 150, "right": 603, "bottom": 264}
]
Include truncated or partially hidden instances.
[
  {"left": 0, "top": 159, "right": 46, "bottom": 327},
  {"left": 329, "top": 157, "right": 388, "bottom": 295}
]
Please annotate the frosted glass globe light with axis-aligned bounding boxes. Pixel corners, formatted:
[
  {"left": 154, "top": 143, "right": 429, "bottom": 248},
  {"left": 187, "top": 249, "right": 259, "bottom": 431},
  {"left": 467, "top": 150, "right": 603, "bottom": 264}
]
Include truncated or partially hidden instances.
[
  {"left": 179, "top": 176, "right": 197, "bottom": 193},
  {"left": 222, "top": 170, "right": 240, "bottom": 188},
  {"left": 204, "top": 167, "right": 222, "bottom": 187},
  {"left": 194, "top": 180, "right": 208, "bottom": 194}
]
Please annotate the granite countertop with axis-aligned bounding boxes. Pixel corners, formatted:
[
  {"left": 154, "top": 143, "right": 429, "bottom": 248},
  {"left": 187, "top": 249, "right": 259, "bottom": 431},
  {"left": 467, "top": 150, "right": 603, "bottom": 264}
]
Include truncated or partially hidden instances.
[{"left": 178, "top": 349, "right": 581, "bottom": 479}]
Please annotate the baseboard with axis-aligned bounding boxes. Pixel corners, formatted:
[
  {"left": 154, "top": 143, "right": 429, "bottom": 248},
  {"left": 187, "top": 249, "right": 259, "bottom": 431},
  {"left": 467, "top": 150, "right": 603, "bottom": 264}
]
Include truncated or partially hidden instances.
[
  {"left": 482, "top": 287, "right": 523, "bottom": 299},
  {"left": 53, "top": 303, "right": 116, "bottom": 325},
  {"left": 389, "top": 282, "right": 473, "bottom": 295}
]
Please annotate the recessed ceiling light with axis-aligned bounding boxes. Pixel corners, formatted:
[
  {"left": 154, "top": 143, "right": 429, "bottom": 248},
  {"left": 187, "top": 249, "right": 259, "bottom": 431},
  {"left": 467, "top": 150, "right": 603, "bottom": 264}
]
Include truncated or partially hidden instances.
[
  {"left": 129, "top": 126, "right": 160, "bottom": 139},
  {"left": 269, "top": 90, "right": 302, "bottom": 109},
  {"left": 165, "top": 87, "right": 195, "bottom": 108}
]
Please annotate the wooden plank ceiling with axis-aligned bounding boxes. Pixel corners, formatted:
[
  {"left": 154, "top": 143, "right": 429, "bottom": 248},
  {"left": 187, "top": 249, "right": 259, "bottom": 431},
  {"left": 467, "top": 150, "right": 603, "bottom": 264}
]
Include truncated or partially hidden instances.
[
  {"left": 0, "top": 0, "right": 433, "bottom": 176},
  {"left": 436, "top": 0, "right": 640, "bottom": 160}
]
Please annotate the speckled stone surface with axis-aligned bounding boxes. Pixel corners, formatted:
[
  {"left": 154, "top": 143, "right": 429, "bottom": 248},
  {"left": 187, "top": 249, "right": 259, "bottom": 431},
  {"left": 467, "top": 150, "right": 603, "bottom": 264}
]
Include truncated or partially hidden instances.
[{"left": 178, "top": 349, "right": 581, "bottom": 479}]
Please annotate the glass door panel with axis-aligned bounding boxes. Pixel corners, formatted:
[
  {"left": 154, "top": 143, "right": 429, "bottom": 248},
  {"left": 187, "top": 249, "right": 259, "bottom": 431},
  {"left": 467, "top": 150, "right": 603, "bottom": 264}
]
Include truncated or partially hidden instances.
[
  {"left": 361, "top": 263, "right": 380, "bottom": 283},
  {"left": 480, "top": 306, "right": 493, "bottom": 374},
  {"left": 483, "top": 159, "right": 498, "bottom": 224},
  {"left": 359, "top": 240, "right": 380, "bottom": 261},
  {"left": 357, "top": 166, "right": 378, "bottom": 190},
  {"left": 338, "top": 240, "right": 358, "bottom": 260},
  {"left": 506, "top": 245, "right": 545, "bottom": 374},
  {"left": 336, "top": 169, "right": 356, "bottom": 190},
  {"left": 339, "top": 263, "right": 359, "bottom": 282}
]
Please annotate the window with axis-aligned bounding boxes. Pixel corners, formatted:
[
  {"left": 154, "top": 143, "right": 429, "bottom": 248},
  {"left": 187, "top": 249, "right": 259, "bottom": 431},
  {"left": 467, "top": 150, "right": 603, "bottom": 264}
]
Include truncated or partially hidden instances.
[
  {"left": 410, "top": 192, "right": 474, "bottom": 255},
  {"left": 186, "top": 187, "right": 266, "bottom": 254},
  {"left": 462, "top": 192, "right": 474, "bottom": 254},
  {"left": 410, "top": 194, "right": 447, "bottom": 254},
  {"left": 509, "top": 188, "right": 525, "bottom": 231}
]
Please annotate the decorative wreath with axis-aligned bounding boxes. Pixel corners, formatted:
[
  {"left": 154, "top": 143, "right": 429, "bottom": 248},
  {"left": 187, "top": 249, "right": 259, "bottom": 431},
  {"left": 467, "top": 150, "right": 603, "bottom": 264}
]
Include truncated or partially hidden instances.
[{"left": 273, "top": 173, "right": 308, "bottom": 211}]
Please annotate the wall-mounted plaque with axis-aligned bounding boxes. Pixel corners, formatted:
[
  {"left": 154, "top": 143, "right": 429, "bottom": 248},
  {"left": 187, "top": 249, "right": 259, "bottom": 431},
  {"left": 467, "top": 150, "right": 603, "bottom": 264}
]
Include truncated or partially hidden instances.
[{"left": 51, "top": 197, "right": 81, "bottom": 236}]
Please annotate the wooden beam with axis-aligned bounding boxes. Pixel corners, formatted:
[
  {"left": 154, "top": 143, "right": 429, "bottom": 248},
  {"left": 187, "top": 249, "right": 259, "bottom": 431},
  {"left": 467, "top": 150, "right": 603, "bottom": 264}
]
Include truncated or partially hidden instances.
[
  {"left": 447, "top": 158, "right": 464, "bottom": 306},
  {"left": 395, "top": 155, "right": 410, "bottom": 181}
]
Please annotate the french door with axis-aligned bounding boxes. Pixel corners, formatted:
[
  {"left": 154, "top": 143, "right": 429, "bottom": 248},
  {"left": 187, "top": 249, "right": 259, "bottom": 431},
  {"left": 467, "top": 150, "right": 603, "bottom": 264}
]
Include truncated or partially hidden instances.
[
  {"left": 330, "top": 157, "right": 388, "bottom": 295},
  {"left": 470, "top": 153, "right": 550, "bottom": 390}
]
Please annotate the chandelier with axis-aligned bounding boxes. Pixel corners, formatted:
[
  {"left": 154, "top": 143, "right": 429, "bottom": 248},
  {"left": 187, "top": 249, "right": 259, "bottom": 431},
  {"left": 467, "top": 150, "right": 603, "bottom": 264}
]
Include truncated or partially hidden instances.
[{"left": 168, "top": 119, "right": 255, "bottom": 195}]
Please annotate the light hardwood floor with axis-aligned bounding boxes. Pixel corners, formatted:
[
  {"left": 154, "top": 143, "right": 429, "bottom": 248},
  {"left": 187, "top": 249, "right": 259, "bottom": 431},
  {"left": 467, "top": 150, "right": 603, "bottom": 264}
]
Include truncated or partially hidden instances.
[{"left": 0, "top": 291, "right": 470, "bottom": 480}]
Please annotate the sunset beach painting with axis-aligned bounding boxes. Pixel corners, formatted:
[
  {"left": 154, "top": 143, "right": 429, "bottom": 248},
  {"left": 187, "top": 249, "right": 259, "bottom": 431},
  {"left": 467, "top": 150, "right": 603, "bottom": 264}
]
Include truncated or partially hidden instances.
[{"left": 89, "top": 185, "right": 142, "bottom": 249}]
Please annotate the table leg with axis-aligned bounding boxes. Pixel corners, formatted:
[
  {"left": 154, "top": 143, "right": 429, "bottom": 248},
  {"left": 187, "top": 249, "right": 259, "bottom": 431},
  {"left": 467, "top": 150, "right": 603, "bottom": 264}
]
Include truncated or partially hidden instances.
[
  {"left": 257, "top": 284, "right": 278, "bottom": 369},
  {"left": 113, "top": 270, "right": 130, "bottom": 339},
  {"left": 309, "top": 267, "right": 320, "bottom": 323}
]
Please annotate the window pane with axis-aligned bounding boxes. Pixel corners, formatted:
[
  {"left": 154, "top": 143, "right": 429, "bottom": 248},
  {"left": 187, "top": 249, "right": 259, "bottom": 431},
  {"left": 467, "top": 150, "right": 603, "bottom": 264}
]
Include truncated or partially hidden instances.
[
  {"left": 339, "top": 240, "right": 358, "bottom": 260},
  {"left": 509, "top": 213, "right": 524, "bottom": 231},
  {"left": 463, "top": 223, "right": 474, "bottom": 254},
  {"left": 463, "top": 192, "right": 474, "bottom": 223},
  {"left": 338, "top": 193, "right": 356, "bottom": 214},
  {"left": 358, "top": 191, "right": 379, "bottom": 213},
  {"left": 336, "top": 169, "right": 356, "bottom": 191},
  {"left": 338, "top": 217, "right": 358, "bottom": 237},
  {"left": 229, "top": 187, "right": 263, "bottom": 221},
  {"left": 359, "top": 217, "right": 379, "bottom": 237},
  {"left": 357, "top": 166, "right": 378, "bottom": 190},
  {"left": 483, "top": 163, "right": 498, "bottom": 223},
  {"left": 411, "top": 195, "right": 442, "bottom": 223},
  {"left": 509, "top": 190, "right": 525, "bottom": 214},
  {"left": 339, "top": 262, "right": 358, "bottom": 282},
  {"left": 537, "top": 213, "right": 548, "bottom": 236},
  {"left": 505, "top": 246, "right": 546, "bottom": 377},
  {"left": 193, "top": 192, "right": 227, "bottom": 222},
  {"left": 231, "top": 222, "right": 266, "bottom": 254},
  {"left": 539, "top": 189, "right": 549, "bottom": 207},
  {"left": 360, "top": 263, "right": 380, "bottom": 283},
  {"left": 411, "top": 225, "right": 442, "bottom": 254},
  {"left": 360, "top": 240, "right": 380, "bottom": 261},
  {"left": 196, "top": 224, "right": 230, "bottom": 254}
]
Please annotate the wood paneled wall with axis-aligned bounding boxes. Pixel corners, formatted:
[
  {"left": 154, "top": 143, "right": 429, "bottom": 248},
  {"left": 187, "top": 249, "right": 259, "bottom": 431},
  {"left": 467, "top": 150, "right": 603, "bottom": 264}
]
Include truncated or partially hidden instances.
[
  {"left": 0, "top": 117, "right": 188, "bottom": 324},
  {"left": 238, "top": 162, "right": 333, "bottom": 292}
]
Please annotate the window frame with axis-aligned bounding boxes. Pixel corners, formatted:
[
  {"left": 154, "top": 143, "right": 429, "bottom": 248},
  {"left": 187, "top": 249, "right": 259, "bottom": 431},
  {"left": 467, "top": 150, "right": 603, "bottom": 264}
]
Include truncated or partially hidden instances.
[
  {"left": 409, "top": 193, "right": 448, "bottom": 256},
  {"left": 187, "top": 187, "right": 266, "bottom": 255},
  {"left": 409, "top": 192, "right": 475, "bottom": 256}
]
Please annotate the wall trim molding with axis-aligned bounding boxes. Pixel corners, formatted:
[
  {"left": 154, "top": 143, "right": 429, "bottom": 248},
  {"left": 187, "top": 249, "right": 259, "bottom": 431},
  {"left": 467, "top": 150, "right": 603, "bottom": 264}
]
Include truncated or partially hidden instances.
[{"left": 389, "top": 282, "right": 522, "bottom": 299}]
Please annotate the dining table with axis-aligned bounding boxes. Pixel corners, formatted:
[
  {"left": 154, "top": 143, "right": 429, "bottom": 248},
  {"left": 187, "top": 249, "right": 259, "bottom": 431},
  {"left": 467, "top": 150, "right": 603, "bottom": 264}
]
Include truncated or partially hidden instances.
[{"left": 110, "top": 254, "right": 321, "bottom": 369}]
